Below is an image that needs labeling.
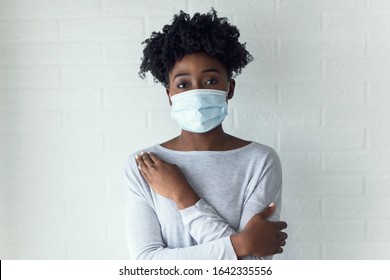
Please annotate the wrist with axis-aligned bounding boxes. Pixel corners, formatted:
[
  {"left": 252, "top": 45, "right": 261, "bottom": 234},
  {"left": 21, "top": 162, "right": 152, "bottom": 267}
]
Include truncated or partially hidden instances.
[
  {"left": 230, "top": 233, "right": 250, "bottom": 258},
  {"left": 173, "top": 184, "right": 200, "bottom": 210}
]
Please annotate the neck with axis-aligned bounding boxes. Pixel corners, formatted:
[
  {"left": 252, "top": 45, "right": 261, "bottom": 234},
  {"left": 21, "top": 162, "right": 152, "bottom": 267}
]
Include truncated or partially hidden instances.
[{"left": 176, "top": 125, "right": 230, "bottom": 151}]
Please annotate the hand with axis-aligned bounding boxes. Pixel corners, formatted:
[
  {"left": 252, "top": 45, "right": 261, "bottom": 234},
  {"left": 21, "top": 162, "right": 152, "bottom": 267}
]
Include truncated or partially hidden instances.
[
  {"left": 135, "top": 151, "right": 200, "bottom": 209},
  {"left": 231, "top": 203, "right": 288, "bottom": 258}
]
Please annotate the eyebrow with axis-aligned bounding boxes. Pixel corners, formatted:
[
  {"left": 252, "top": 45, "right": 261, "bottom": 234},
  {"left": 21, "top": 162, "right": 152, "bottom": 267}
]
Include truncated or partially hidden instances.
[{"left": 173, "top": 68, "right": 220, "bottom": 80}]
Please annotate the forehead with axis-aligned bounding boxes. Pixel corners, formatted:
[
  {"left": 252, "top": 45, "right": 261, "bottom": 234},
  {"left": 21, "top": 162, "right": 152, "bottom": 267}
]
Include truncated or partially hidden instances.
[{"left": 169, "top": 52, "right": 227, "bottom": 76}]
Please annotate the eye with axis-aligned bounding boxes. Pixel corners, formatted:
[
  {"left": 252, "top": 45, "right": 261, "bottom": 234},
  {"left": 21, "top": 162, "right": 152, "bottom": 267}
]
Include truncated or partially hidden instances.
[
  {"left": 177, "top": 81, "right": 190, "bottom": 89},
  {"left": 205, "top": 79, "right": 217, "bottom": 85}
]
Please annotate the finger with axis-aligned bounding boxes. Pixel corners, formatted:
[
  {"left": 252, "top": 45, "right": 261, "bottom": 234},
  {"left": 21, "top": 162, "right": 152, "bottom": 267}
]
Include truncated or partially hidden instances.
[
  {"left": 141, "top": 151, "right": 155, "bottom": 168},
  {"left": 137, "top": 157, "right": 148, "bottom": 174},
  {"left": 259, "top": 202, "right": 276, "bottom": 219},
  {"left": 148, "top": 152, "right": 160, "bottom": 165},
  {"left": 279, "top": 232, "right": 288, "bottom": 240},
  {"left": 136, "top": 161, "right": 144, "bottom": 173},
  {"left": 273, "top": 221, "right": 288, "bottom": 230},
  {"left": 135, "top": 154, "right": 142, "bottom": 166},
  {"left": 274, "top": 247, "right": 283, "bottom": 254},
  {"left": 279, "top": 240, "right": 286, "bottom": 246},
  {"left": 135, "top": 153, "right": 148, "bottom": 167},
  {"left": 140, "top": 169, "right": 149, "bottom": 182},
  {"left": 136, "top": 159, "right": 143, "bottom": 170}
]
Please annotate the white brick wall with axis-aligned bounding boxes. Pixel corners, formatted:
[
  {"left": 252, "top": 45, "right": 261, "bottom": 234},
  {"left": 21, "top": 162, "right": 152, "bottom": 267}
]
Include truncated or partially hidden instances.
[{"left": 1, "top": 0, "right": 390, "bottom": 260}]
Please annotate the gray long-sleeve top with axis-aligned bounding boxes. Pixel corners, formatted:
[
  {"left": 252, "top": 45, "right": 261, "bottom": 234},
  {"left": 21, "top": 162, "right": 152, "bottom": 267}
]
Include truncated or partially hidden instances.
[{"left": 124, "top": 141, "right": 282, "bottom": 260}]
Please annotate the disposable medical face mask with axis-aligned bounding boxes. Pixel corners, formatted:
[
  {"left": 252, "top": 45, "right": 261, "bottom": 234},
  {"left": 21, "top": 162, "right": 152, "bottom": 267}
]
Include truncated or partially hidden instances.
[{"left": 170, "top": 89, "right": 228, "bottom": 133}]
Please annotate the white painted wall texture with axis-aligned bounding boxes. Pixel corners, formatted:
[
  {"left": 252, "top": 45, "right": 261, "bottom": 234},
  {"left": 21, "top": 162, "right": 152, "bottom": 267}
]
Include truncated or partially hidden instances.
[{"left": 1, "top": 0, "right": 390, "bottom": 259}]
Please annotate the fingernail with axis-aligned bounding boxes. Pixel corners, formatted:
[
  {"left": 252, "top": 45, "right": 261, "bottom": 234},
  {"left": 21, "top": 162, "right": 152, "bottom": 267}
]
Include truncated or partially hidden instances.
[
  {"left": 135, "top": 154, "right": 139, "bottom": 159},
  {"left": 140, "top": 151, "right": 145, "bottom": 155},
  {"left": 269, "top": 202, "right": 274, "bottom": 207}
]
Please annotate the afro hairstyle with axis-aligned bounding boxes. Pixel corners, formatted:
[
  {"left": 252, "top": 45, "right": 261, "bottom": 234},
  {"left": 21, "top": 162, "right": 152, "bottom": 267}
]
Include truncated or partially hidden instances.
[{"left": 138, "top": 8, "right": 253, "bottom": 87}]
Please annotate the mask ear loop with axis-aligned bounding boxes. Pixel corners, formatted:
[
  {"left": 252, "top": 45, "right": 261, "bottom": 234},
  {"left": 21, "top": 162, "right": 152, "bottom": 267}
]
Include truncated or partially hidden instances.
[
  {"left": 166, "top": 88, "right": 173, "bottom": 106},
  {"left": 227, "top": 77, "right": 237, "bottom": 100},
  {"left": 227, "top": 81, "right": 232, "bottom": 99}
]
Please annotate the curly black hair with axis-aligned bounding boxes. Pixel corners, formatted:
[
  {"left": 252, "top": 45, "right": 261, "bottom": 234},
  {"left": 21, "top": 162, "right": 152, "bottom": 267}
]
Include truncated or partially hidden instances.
[{"left": 139, "top": 8, "right": 253, "bottom": 87}]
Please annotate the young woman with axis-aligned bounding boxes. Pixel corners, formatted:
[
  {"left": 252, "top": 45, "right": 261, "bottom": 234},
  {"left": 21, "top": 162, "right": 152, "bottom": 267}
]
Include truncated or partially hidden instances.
[{"left": 124, "top": 9, "right": 287, "bottom": 260}]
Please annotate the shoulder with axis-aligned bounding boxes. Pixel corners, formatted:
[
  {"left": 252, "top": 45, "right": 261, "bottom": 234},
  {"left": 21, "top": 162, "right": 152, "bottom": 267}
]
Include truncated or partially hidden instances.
[
  {"left": 246, "top": 142, "right": 282, "bottom": 173},
  {"left": 123, "top": 144, "right": 162, "bottom": 188},
  {"left": 248, "top": 142, "right": 280, "bottom": 160},
  {"left": 123, "top": 145, "right": 161, "bottom": 204},
  {"left": 124, "top": 144, "right": 160, "bottom": 168}
]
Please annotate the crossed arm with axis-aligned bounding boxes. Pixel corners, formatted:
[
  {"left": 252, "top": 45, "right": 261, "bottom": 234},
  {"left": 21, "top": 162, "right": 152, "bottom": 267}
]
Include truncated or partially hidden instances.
[{"left": 131, "top": 151, "right": 288, "bottom": 259}]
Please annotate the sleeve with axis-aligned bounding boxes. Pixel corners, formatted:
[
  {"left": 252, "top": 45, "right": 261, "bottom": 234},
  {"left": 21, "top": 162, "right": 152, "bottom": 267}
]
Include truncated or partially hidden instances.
[
  {"left": 238, "top": 149, "right": 282, "bottom": 260},
  {"left": 124, "top": 155, "right": 238, "bottom": 260},
  {"left": 178, "top": 148, "right": 282, "bottom": 260}
]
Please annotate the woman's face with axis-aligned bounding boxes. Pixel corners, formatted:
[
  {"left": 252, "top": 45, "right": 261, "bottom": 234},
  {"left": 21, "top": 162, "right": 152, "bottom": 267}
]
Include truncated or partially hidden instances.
[{"left": 166, "top": 52, "right": 235, "bottom": 99}]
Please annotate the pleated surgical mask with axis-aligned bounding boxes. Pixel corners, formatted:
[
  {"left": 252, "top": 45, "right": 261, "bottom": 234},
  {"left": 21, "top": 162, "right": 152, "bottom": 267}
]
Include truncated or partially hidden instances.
[{"left": 170, "top": 89, "right": 228, "bottom": 133}]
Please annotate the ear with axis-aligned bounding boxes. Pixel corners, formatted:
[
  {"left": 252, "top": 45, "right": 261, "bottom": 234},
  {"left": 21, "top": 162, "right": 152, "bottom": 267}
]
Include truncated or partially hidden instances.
[
  {"left": 227, "top": 79, "right": 236, "bottom": 100},
  {"left": 166, "top": 88, "right": 172, "bottom": 106}
]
